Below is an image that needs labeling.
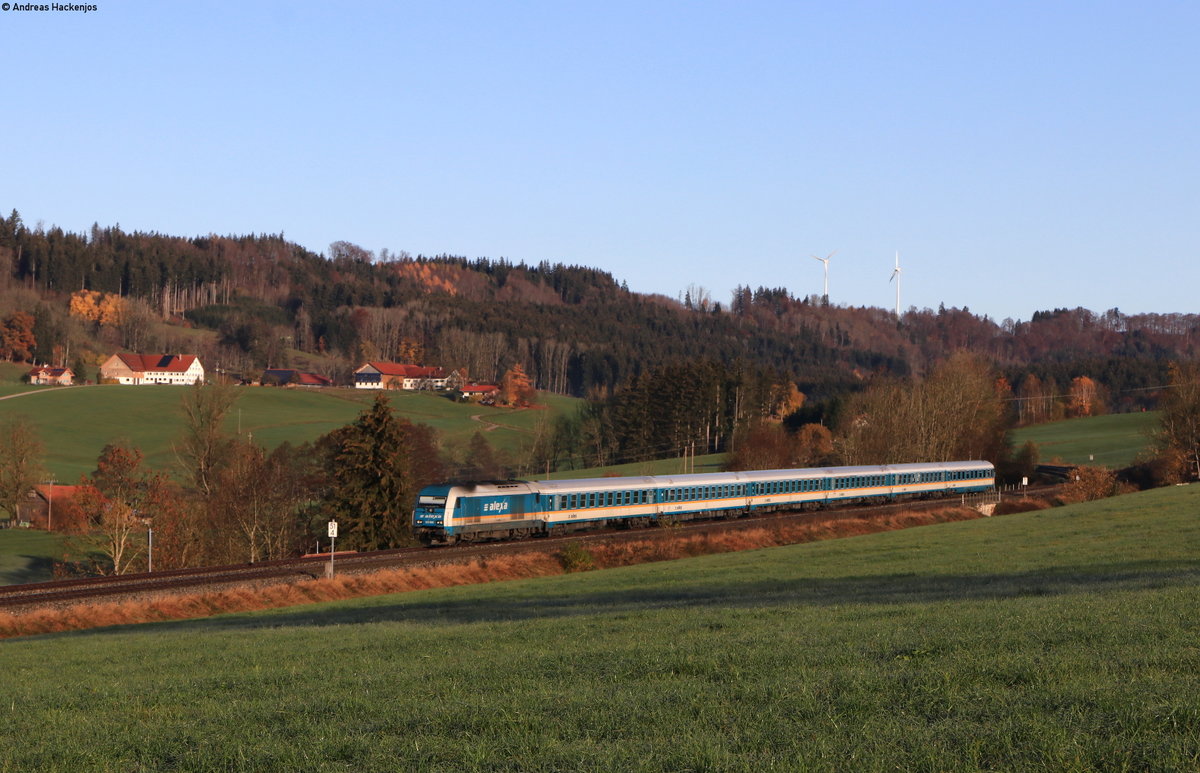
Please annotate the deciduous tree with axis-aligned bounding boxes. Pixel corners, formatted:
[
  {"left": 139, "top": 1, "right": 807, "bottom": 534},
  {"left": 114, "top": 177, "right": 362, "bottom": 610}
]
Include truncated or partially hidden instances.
[
  {"left": 837, "top": 353, "right": 1010, "bottom": 467},
  {"left": 1068, "top": 376, "right": 1104, "bottom": 417},
  {"left": 177, "top": 381, "right": 239, "bottom": 497},
  {"left": 0, "top": 416, "right": 44, "bottom": 523},
  {"left": 0, "top": 311, "right": 36, "bottom": 362},
  {"left": 73, "top": 441, "right": 180, "bottom": 575},
  {"left": 1155, "top": 362, "right": 1200, "bottom": 480},
  {"left": 498, "top": 363, "right": 537, "bottom": 407}
]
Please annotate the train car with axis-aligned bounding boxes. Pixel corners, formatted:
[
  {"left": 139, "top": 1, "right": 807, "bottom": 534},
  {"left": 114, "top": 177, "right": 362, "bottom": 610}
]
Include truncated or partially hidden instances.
[{"left": 412, "top": 460, "right": 995, "bottom": 545}]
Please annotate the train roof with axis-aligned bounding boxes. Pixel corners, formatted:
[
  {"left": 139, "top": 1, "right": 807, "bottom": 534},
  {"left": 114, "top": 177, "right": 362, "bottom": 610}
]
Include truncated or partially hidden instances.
[{"left": 488, "top": 460, "right": 994, "bottom": 495}]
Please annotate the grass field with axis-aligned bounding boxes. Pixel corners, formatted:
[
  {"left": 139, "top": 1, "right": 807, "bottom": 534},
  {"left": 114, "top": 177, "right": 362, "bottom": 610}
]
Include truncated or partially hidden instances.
[
  {"left": 1, "top": 486, "right": 1196, "bottom": 770},
  {"left": 0, "top": 530, "right": 65, "bottom": 585},
  {"left": 546, "top": 452, "right": 728, "bottom": 480},
  {"left": 1011, "top": 411, "right": 1159, "bottom": 469},
  {"left": 0, "top": 385, "right": 583, "bottom": 482}
]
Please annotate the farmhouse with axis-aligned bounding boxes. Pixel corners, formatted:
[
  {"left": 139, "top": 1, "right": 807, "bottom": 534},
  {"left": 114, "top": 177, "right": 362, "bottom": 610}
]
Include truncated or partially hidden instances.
[
  {"left": 353, "top": 362, "right": 448, "bottom": 390},
  {"left": 27, "top": 366, "right": 74, "bottom": 386},
  {"left": 15, "top": 484, "right": 80, "bottom": 530},
  {"left": 459, "top": 383, "right": 500, "bottom": 402},
  {"left": 99, "top": 353, "right": 205, "bottom": 385},
  {"left": 262, "top": 369, "right": 334, "bottom": 388}
]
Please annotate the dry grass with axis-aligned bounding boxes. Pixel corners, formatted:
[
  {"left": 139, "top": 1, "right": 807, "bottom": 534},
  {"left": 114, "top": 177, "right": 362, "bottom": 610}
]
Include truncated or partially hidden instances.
[{"left": 0, "top": 506, "right": 981, "bottom": 638}]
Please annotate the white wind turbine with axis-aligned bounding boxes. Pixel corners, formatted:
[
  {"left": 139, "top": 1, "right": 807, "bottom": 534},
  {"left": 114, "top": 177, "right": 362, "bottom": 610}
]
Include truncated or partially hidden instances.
[
  {"left": 889, "top": 251, "right": 902, "bottom": 317},
  {"left": 810, "top": 250, "right": 836, "bottom": 301}
]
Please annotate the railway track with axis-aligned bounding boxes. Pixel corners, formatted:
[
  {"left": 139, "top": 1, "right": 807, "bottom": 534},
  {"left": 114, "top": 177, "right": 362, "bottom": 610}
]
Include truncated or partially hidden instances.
[{"left": 0, "top": 486, "right": 1056, "bottom": 614}]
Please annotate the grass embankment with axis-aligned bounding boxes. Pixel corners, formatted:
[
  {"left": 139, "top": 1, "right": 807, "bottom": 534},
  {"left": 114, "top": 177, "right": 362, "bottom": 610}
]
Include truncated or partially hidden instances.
[
  {"left": 1012, "top": 411, "right": 1158, "bottom": 469},
  {"left": 2, "top": 486, "right": 1197, "bottom": 770}
]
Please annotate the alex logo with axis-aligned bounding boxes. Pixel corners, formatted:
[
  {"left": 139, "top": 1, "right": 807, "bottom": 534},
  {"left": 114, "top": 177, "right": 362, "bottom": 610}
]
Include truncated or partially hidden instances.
[{"left": 483, "top": 501, "right": 510, "bottom": 514}]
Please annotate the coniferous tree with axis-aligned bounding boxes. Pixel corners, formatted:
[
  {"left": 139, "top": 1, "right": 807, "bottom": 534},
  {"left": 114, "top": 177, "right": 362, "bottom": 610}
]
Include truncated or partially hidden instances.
[{"left": 322, "top": 393, "right": 443, "bottom": 550}]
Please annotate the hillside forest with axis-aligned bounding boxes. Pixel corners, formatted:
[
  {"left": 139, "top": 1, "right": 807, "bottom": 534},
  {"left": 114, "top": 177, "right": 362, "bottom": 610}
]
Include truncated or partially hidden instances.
[{"left": 2, "top": 210, "right": 1200, "bottom": 572}]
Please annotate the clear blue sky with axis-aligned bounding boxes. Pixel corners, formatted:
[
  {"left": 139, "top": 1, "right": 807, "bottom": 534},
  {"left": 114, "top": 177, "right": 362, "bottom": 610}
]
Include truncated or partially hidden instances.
[{"left": 3, "top": 0, "right": 1196, "bottom": 322}]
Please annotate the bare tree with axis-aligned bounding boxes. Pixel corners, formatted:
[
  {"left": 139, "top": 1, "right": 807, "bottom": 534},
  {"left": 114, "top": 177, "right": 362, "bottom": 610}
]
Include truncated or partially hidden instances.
[
  {"left": 0, "top": 416, "right": 44, "bottom": 524},
  {"left": 1155, "top": 362, "right": 1200, "bottom": 480},
  {"left": 177, "top": 381, "right": 239, "bottom": 497}
]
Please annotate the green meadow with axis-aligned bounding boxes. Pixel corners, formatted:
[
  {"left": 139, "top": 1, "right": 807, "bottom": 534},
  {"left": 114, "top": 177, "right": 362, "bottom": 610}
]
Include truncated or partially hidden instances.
[
  {"left": 0, "top": 384, "right": 583, "bottom": 482},
  {"left": 1011, "top": 411, "right": 1159, "bottom": 469},
  {"left": 1, "top": 485, "right": 1197, "bottom": 770},
  {"left": 0, "top": 529, "right": 65, "bottom": 585}
]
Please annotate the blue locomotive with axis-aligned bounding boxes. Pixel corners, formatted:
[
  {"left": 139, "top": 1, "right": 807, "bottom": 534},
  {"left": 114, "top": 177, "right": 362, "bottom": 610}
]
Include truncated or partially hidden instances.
[{"left": 413, "top": 460, "right": 994, "bottom": 545}]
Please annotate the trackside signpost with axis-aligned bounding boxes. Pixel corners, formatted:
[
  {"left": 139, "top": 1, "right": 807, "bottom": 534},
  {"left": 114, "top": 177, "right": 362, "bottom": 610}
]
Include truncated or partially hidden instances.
[{"left": 327, "top": 520, "right": 338, "bottom": 578}]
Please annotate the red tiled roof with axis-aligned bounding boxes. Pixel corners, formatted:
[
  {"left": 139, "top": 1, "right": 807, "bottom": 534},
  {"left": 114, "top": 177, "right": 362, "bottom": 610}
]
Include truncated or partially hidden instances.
[
  {"left": 295, "top": 372, "right": 333, "bottom": 386},
  {"left": 462, "top": 384, "right": 499, "bottom": 393},
  {"left": 33, "top": 484, "right": 81, "bottom": 505},
  {"left": 361, "top": 362, "right": 445, "bottom": 378},
  {"left": 116, "top": 354, "right": 199, "bottom": 373},
  {"left": 263, "top": 369, "right": 332, "bottom": 386},
  {"left": 28, "top": 366, "right": 72, "bottom": 377}
]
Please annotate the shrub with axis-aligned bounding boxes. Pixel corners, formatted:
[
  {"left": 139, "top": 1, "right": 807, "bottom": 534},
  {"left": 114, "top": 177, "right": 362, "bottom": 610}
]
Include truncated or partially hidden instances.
[
  {"left": 1060, "top": 465, "right": 1121, "bottom": 503},
  {"left": 1122, "top": 451, "right": 1186, "bottom": 490},
  {"left": 558, "top": 542, "right": 596, "bottom": 573}
]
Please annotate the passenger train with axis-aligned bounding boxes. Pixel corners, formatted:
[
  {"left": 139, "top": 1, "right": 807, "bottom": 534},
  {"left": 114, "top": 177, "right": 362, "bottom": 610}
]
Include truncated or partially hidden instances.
[{"left": 413, "top": 460, "right": 995, "bottom": 545}]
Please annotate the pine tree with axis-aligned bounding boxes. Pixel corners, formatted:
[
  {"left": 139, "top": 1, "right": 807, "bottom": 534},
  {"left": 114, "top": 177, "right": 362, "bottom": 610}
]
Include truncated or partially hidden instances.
[{"left": 324, "top": 393, "right": 443, "bottom": 550}]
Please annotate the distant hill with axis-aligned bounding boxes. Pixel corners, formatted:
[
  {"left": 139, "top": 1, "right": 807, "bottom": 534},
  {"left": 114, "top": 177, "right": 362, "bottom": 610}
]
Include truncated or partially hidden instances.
[{"left": 2, "top": 209, "right": 1197, "bottom": 409}]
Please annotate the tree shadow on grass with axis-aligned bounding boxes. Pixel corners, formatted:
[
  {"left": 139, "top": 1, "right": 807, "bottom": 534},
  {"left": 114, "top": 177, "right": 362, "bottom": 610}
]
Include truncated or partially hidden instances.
[
  {"left": 83, "top": 558, "right": 1200, "bottom": 638},
  {"left": 0, "top": 555, "right": 55, "bottom": 586}
]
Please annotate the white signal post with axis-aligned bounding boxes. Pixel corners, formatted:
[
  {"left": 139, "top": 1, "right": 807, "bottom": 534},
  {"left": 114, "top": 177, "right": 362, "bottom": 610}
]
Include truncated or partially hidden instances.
[{"left": 327, "top": 520, "right": 338, "bottom": 577}]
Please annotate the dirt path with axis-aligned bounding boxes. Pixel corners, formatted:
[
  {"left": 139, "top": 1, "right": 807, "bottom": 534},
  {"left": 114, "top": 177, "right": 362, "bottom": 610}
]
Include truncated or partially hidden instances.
[{"left": 0, "top": 385, "right": 90, "bottom": 402}]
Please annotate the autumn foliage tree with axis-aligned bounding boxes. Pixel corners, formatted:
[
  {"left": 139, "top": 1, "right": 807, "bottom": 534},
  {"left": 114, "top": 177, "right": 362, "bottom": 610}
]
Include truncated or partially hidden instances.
[
  {"left": 498, "top": 363, "right": 537, "bottom": 407},
  {"left": 767, "top": 382, "right": 805, "bottom": 422},
  {"left": 1067, "top": 376, "right": 1104, "bottom": 417},
  {"left": 73, "top": 441, "right": 180, "bottom": 575},
  {"left": 68, "top": 289, "right": 127, "bottom": 327},
  {"left": 0, "top": 311, "right": 36, "bottom": 362}
]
